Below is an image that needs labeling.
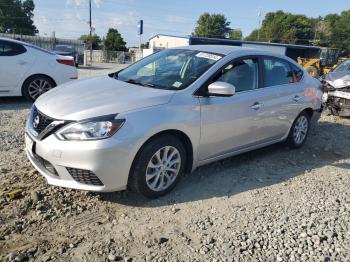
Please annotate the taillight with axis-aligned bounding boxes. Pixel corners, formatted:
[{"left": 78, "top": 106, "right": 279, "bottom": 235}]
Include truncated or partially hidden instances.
[{"left": 57, "top": 59, "right": 75, "bottom": 67}]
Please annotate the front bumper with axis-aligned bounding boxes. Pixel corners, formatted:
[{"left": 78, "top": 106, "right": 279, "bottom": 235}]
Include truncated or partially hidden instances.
[
  {"left": 323, "top": 91, "right": 350, "bottom": 117},
  {"left": 25, "top": 131, "right": 137, "bottom": 192}
]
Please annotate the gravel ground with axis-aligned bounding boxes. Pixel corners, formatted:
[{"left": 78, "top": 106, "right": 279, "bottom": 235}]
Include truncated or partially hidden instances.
[{"left": 1, "top": 66, "right": 350, "bottom": 261}]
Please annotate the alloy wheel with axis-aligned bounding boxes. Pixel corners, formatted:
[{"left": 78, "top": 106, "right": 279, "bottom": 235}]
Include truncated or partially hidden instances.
[
  {"left": 145, "top": 146, "right": 181, "bottom": 192},
  {"left": 28, "top": 79, "right": 53, "bottom": 100},
  {"left": 293, "top": 115, "right": 309, "bottom": 145}
]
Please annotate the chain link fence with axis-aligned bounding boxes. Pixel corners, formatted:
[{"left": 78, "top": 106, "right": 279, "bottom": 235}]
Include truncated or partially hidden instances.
[
  {"left": 83, "top": 50, "right": 135, "bottom": 65},
  {"left": 1, "top": 33, "right": 138, "bottom": 66},
  {"left": 0, "top": 33, "right": 84, "bottom": 53}
]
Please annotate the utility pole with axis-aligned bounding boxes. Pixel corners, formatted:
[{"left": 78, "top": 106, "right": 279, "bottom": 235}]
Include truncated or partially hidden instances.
[
  {"left": 89, "top": 0, "right": 92, "bottom": 65},
  {"left": 257, "top": 9, "right": 262, "bottom": 41}
]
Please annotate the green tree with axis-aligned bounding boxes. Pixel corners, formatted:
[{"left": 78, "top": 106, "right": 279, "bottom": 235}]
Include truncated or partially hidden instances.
[
  {"left": 244, "top": 29, "right": 259, "bottom": 41},
  {"left": 228, "top": 29, "right": 242, "bottom": 40},
  {"left": 310, "top": 17, "right": 333, "bottom": 46},
  {"left": 245, "top": 11, "right": 312, "bottom": 45},
  {"left": 244, "top": 10, "right": 350, "bottom": 54},
  {"left": 104, "top": 28, "right": 126, "bottom": 51},
  {"left": 192, "top": 13, "right": 230, "bottom": 38},
  {"left": 79, "top": 34, "right": 102, "bottom": 50},
  {"left": 326, "top": 11, "right": 350, "bottom": 54},
  {"left": 0, "top": 0, "right": 38, "bottom": 35}
]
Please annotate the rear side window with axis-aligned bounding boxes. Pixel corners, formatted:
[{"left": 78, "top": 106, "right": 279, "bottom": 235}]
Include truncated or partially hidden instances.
[
  {"left": 263, "top": 58, "right": 294, "bottom": 87},
  {"left": 0, "top": 40, "right": 26, "bottom": 56}
]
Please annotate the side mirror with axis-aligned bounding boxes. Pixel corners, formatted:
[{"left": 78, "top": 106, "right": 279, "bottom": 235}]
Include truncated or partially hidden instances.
[{"left": 207, "top": 81, "right": 236, "bottom": 97}]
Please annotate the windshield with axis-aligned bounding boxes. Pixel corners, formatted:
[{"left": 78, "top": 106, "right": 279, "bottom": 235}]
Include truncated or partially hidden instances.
[
  {"left": 334, "top": 59, "right": 350, "bottom": 72},
  {"left": 116, "top": 49, "right": 223, "bottom": 90}
]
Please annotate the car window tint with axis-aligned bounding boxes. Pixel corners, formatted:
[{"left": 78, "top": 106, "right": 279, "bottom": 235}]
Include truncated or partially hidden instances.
[
  {"left": 216, "top": 58, "right": 259, "bottom": 92},
  {"left": 263, "top": 58, "right": 294, "bottom": 87},
  {"left": 0, "top": 41, "right": 26, "bottom": 56},
  {"left": 290, "top": 63, "right": 304, "bottom": 82}
]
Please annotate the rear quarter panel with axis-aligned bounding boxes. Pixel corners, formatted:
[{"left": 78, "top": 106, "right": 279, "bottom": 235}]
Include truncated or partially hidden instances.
[
  {"left": 301, "top": 75, "right": 323, "bottom": 111},
  {"left": 19, "top": 47, "right": 77, "bottom": 88}
]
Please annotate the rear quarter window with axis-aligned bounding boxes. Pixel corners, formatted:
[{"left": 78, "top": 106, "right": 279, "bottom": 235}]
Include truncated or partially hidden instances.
[{"left": 0, "top": 41, "right": 26, "bottom": 56}]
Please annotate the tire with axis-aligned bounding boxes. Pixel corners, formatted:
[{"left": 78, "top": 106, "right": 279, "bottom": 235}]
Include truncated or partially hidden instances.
[
  {"left": 129, "top": 135, "right": 187, "bottom": 198},
  {"left": 286, "top": 112, "right": 310, "bottom": 149},
  {"left": 22, "top": 75, "right": 56, "bottom": 102},
  {"left": 306, "top": 66, "right": 319, "bottom": 78}
]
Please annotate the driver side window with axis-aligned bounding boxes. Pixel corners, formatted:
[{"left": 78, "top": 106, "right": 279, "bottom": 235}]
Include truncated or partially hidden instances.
[{"left": 215, "top": 58, "right": 259, "bottom": 92}]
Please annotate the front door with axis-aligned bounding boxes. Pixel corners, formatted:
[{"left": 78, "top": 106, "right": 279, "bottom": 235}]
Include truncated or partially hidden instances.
[{"left": 198, "top": 57, "right": 264, "bottom": 161}]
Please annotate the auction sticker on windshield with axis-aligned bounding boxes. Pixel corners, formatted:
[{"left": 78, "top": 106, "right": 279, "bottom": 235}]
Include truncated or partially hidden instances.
[
  {"left": 196, "top": 52, "right": 222, "bottom": 61},
  {"left": 172, "top": 81, "right": 183, "bottom": 88}
]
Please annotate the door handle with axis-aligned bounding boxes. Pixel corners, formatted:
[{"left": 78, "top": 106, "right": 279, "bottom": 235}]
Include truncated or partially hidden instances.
[
  {"left": 293, "top": 95, "right": 301, "bottom": 102},
  {"left": 251, "top": 102, "right": 262, "bottom": 110}
]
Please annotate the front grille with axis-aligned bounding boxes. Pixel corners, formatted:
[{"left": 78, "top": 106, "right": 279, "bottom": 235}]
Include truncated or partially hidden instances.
[
  {"left": 66, "top": 168, "right": 104, "bottom": 186},
  {"left": 32, "top": 107, "right": 55, "bottom": 135}
]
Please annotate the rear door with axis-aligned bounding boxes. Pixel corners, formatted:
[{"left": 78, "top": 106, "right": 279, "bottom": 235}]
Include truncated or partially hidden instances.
[
  {"left": 257, "top": 56, "right": 304, "bottom": 138},
  {"left": 0, "top": 40, "right": 34, "bottom": 91}
]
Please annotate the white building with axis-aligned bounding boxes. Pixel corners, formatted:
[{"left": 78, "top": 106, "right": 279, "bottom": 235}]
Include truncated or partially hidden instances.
[
  {"left": 149, "top": 34, "right": 189, "bottom": 49},
  {"left": 143, "top": 34, "right": 190, "bottom": 58}
]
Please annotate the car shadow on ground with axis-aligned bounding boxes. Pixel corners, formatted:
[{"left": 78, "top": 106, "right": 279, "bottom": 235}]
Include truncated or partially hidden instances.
[
  {"left": 100, "top": 120, "right": 350, "bottom": 207},
  {"left": 0, "top": 97, "right": 32, "bottom": 110}
]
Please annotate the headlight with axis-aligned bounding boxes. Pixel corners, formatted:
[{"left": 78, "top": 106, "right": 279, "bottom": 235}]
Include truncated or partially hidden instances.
[{"left": 56, "top": 115, "right": 125, "bottom": 141}]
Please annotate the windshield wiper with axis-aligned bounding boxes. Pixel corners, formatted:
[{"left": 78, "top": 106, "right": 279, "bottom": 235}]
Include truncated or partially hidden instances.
[{"left": 125, "top": 79, "right": 155, "bottom": 88}]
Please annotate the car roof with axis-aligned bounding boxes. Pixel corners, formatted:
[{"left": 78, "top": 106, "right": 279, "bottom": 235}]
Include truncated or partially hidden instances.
[
  {"left": 0, "top": 36, "right": 57, "bottom": 55},
  {"left": 0, "top": 36, "right": 38, "bottom": 49},
  {"left": 173, "top": 44, "right": 298, "bottom": 63},
  {"left": 174, "top": 45, "right": 244, "bottom": 55},
  {"left": 0, "top": 36, "right": 29, "bottom": 45}
]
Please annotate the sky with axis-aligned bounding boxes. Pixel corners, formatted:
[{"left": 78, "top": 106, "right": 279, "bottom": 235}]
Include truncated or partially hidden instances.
[{"left": 33, "top": 0, "right": 350, "bottom": 47}]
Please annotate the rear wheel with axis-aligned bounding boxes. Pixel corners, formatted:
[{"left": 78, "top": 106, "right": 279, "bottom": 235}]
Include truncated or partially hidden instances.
[
  {"left": 22, "top": 75, "right": 56, "bottom": 102},
  {"left": 129, "top": 135, "right": 186, "bottom": 198},
  {"left": 287, "top": 112, "right": 310, "bottom": 148},
  {"left": 306, "top": 66, "right": 319, "bottom": 78}
]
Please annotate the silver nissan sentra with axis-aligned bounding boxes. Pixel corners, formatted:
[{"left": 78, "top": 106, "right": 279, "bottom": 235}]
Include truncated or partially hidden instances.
[{"left": 25, "top": 45, "right": 323, "bottom": 198}]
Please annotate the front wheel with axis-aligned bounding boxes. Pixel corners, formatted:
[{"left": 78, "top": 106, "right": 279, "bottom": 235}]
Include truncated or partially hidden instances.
[
  {"left": 286, "top": 112, "right": 310, "bottom": 148},
  {"left": 129, "top": 135, "right": 187, "bottom": 198}
]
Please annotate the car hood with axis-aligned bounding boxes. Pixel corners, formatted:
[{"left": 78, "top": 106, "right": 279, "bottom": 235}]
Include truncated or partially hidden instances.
[
  {"left": 35, "top": 76, "right": 175, "bottom": 120},
  {"left": 324, "top": 71, "right": 350, "bottom": 89}
]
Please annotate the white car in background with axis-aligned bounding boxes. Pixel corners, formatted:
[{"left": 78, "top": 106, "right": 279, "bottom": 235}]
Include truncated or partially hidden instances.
[{"left": 0, "top": 37, "right": 78, "bottom": 102}]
